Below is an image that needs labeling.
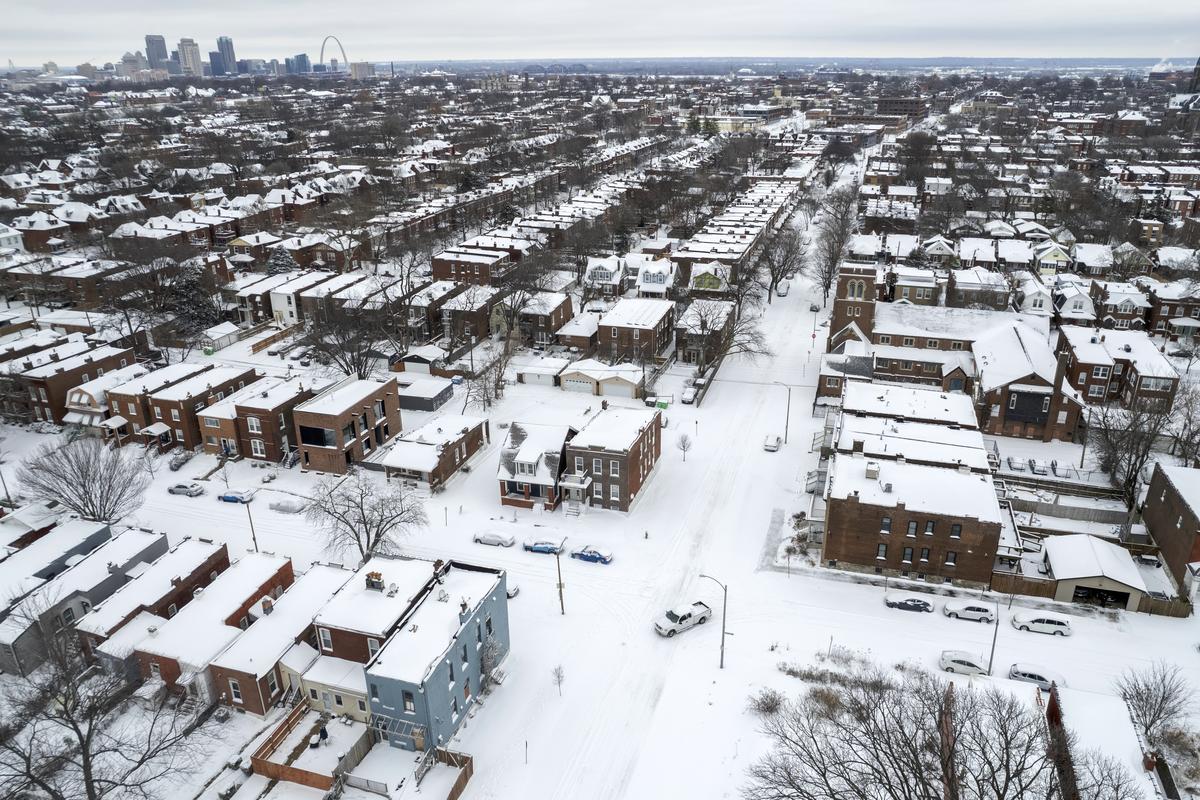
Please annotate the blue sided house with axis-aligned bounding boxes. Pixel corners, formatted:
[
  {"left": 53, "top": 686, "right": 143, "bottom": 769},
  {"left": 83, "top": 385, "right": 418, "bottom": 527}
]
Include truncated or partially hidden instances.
[{"left": 365, "top": 560, "right": 510, "bottom": 751}]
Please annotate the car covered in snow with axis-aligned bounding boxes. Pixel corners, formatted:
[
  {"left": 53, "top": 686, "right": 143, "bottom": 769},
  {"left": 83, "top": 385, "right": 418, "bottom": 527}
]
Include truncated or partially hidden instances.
[
  {"left": 1011, "top": 612, "right": 1072, "bottom": 637},
  {"left": 884, "top": 594, "right": 935, "bottom": 613},
  {"left": 216, "top": 489, "right": 256, "bottom": 504},
  {"left": 268, "top": 497, "right": 306, "bottom": 513},
  {"left": 763, "top": 435, "right": 782, "bottom": 452},
  {"left": 1008, "top": 663, "right": 1065, "bottom": 691},
  {"left": 681, "top": 387, "right": 698, "bottom": 404},
  {"left": 938, "top": 650, "right": 988, "bottom": 677},
  {"left": 943, "top": 601, "right": 995, "bottom": 624},
  {"left": 570, "top": 545, "right": 613, "bottom": 564},
  {"left": 168, "top": 482, "right": 204, "bottom": 497},
  {"left": 654, "top": 601, "right": 712, "bottom": 637},
  {"left": 474, "top": 531, "right": 516, "bottom": 547},
  {"left": 523, "top": 539, "right": 564, "bottom": 555}
]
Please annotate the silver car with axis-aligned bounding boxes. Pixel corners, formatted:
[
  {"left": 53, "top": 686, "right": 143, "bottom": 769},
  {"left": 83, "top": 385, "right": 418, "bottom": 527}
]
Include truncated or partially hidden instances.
[
  {"left": 168, "top": 482, "right": 204, "bottom": 497},
  {"left": 474, "top": 531, "right": 516, "bottom": 547}
]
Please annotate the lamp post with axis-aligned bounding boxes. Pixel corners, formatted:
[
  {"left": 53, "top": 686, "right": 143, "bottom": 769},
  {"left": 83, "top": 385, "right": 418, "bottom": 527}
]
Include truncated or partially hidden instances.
[
  {"left": 699, "top": 573, "right": 728, "bottom": 669},
  {"left": 773, "top": 382, "right": 792, "bottom": 444},
  {"left": 1078, "top": 406, "right": 1092, "bottom": 470}
]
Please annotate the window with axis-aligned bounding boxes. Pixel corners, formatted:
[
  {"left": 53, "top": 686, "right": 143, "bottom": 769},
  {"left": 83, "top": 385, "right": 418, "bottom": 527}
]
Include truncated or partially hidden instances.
[
  {"left": 448, "top": 659, "right": 455, "bottom": 683},
  {"left": 367, "top": 638, "right": 380, "bottom": 659},
  {"left": 1088, "top": 384, "right": 1105, "bottom": 398},
  {"left": 906, "top": 521, "right": 917, "bottom": 536},
  {"left": 610, "top": 484, "right": 620, "bottom": 501},
  {"left": 593, "top": 482, "right": 603, "bottom": 498},
  {"left": 926, "top": 339, "right": 938, "bottom": 348},
  {"left": 311, "top": 688, "right": 319, "bottom": 700},
  {"left": 950, "top": 341, "right": 964, "bottom": 351},
  {"left": 592, "top": 458, "right": 602, "bottom": 474},
  {"left": 451, "top": 697, "right": 459, "bottom": 718},
  {"left": 574, "top": 456, "right": 583, "bottom": 472},
  {"left": 950, "top": 524, "right": 962, "bottom": 539},
  {"left": 878, "top": 335, "right": 891, "bottom": 345},
  {"left": 318, "top": 627, "right": 332, "bottom": 651},
  {"left": 154, "top": 406, "right": 162, "bottom": 419},
  {"left": 403, "top": 691, "right": 415, "bottom": 713},
  {"left": 476, "top": 623, "right": 483, "bottom": 644},
  {"left": 825, "top": 377, "right": 840, "bottom": 388},
  {"left": 462, "top": 643, "right": 470, "bottom": 664},
  {"left": 902, "top": 547, "right": 913, "bottom": 564},
  {"left": 266, "top": 671, "right": 278, "bottom": 696},
  {"left": 229, "top": 679, "right": 242, "bottom": 703},
  {"left": 920, "top": 547, "right": 930, "bottom": 562},
  {"left": 167, "top": 603, "right": 177, "bottom": 617},
  {"left": 1092, "top": 366, "right": 1110, "bottom": 379},
  {"left": 924, "top": 521, "right": 935, "bottom": 535},
  {"left": 900, "top": 360, "right": 912, "bottom": 371},
  {"left": 150, "top": 662, "right": 161, "bottom": 679},
  {"left": 171, "top": 408, "right": 180, "bottom": 422},
  {"left": 247, "top": 416, "right": 262, "bottom": 434},
  {"left": 902, "top": 337, "right": 915, "bottom": 347},
  {"left": 127, "top": 402, "right": 135, "bottom": 415},
  {"left": 358, "top": 699, "right": 367, "bottom": 712},
  {"left": 486, "top": 616, "right": 493, "bottom": 636},
  {"left": 370, "top": 684, "right": 379, "bottom": 699},
  {"left": 633, "top": 329, "right": 640, "bottom": 340},
  {"left": 62, "top": 606, "right": 75, "bottom": 624},
  {"left": 945, "top": 551, "right": 958, "bottom": 566},
  {"left": 611, "top": 328, "right": 617, "bottom": 338},
  {"left": 204, "top": 417, "right": 219, "bottom": 428},
  {"left": 251, "top": 439, "right": 266, "bottom": 458},
  {"left": 880, "top": 516, "right": 891, "bottom": 534},
  {"left": 876, "top": 543, "right": 887, "bottom": 560},
  {"left": 334, "top": 694, "right": 343, "bottom": 706},
  {"left": 610, "top": 460, "right": 619, "bottom": 476}
]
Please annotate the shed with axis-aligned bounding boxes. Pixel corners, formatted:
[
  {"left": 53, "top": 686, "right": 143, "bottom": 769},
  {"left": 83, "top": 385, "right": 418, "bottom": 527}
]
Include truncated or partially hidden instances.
[
  {"left": 200, "top": 322, "right": 241, "bottom": 352},
  {"left": 1043, "top": 534, "right": 1147, "bottom": 611},
  {"left": 394, "top": 375, "right": 453, "bottom": 411}
]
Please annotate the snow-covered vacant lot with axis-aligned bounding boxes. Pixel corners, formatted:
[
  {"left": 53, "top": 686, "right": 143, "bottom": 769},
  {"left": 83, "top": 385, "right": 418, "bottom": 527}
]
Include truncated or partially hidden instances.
[{"left": 5, "top": 272, "right": 1194, "bottom": 800}]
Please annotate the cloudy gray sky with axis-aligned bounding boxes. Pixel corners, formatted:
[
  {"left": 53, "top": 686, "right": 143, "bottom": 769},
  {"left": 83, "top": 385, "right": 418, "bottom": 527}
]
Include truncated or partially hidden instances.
[{"left": 7, "top": 0, "right": 1199, "bottom": 67}]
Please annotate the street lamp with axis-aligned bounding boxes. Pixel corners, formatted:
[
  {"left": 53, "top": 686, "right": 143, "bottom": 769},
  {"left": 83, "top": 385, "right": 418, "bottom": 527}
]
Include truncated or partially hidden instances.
[
  {"left": 987, "top": 600, "right": 1001, "bottom": 675},
  {"left": 699, "top": 573, "right": 728, "bottom": 669},
  {"left": 773, "top": 382, "right": 792, "bottom": 444}
]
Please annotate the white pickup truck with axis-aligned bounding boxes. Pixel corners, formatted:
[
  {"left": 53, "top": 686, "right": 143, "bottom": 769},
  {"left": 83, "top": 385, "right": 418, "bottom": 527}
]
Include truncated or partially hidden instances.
[{"left": 654, "top": 601, "right": 713, "bottom": 637}]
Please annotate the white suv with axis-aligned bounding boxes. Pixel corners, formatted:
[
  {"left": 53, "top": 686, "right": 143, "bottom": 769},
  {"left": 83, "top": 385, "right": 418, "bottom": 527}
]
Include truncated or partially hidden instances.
[{"left": 1011, "top": 612, "right": 1072, "bottom": 637}]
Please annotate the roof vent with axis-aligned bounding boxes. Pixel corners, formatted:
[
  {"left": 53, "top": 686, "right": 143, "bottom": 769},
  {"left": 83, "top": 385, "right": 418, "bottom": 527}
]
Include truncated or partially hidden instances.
[
  {"left": 865, "top": 461, "right": 880, "bottom": 480},
  {"left": 883, "top": 482, "right": 893, "bottom": 493}
]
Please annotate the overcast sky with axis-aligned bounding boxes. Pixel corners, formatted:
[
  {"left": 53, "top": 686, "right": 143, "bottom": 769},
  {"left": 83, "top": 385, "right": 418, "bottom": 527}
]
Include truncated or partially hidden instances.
[{"left": 7, "top": 0, "right": 1199, "bottom": 67}]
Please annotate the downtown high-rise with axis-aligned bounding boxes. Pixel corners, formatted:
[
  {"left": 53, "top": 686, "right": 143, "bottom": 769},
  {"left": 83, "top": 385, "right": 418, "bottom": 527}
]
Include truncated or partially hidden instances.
[
  {"left": 217, "top": 36, "right": 237, "bottom": 74},
  {"left": 144, "top": 34, "right": 168, "bottom": 69}
]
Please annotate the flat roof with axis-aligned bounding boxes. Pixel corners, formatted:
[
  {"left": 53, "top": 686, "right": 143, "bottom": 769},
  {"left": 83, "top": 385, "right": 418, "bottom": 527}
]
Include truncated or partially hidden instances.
[
  {"left": 295, "top": 377, "right": 393, "bottom": 417},
  {"left": 827, "top": 454, "right": 1002, "bottom": 524},
  {"left": 841, "top": 382, "right": 978, "bottom": 428},
  {"left": 313, "top": 556, "right": 434, "bottom": 638}
]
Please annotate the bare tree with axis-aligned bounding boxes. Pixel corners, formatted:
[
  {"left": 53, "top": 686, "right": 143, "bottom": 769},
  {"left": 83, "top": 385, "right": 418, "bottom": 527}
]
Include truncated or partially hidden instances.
[
  {"left": 808, "top": 185, "right": 858, "bottom": 306},
  {"left": 677, "top": 433, "right": 693, "bottom": 462},
  {"left": 1168, "top": 380, "right": 1200, "bottom": 467},
  {"left": 552, "top": 664, "right": 565, "bottom": 698},
  {"left": 18, "top": 437, "right": 153, "bottom": 522},
  {"left": 1089, "top": 400, "right": 1173, "bottom": 510},
  {"left": 679, "top": 299, "right": 770, "bottom": 372},
  {"left": 759, "top": 227, "right": 808, "bottom": 303},
  {"left": 305, "top": 469, "right": 429, "bottom": 563},
  {"left": 299, "top": 299, "right": 383, "bottom": 380},
  {"left": 1115, "top": 661, "right": 1194, "bottom": 746},
  {"left": 0, "top": 600, "right": 214, "bottom": 800}
]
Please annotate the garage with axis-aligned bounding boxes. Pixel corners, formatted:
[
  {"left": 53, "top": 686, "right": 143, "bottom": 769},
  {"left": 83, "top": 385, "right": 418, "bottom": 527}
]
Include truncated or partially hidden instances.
[
  {"left": 561, "top": 376, "right": 597, "bottom": 394},
  {"left": 1042, "top": 534, "right": 1147, "bottom": 612},
  {"left": 599, "top": 379, "right": 638, "bottom": 398}
]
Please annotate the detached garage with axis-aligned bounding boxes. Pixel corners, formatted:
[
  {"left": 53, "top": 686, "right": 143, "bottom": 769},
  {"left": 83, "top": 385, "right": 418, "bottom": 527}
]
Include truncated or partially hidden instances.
[
  {"left": 558, "top": 358, "right": 644, "bottom": 399},
  {"left": 517, "top": 356, "right": 569, "bottom": 388},
  {"left": 1042, "top": 534, "right": 1147, "bottom": 612}
]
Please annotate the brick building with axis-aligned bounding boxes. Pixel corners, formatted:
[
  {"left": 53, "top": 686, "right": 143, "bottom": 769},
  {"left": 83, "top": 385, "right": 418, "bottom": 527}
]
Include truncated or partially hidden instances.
[
  {"left": 597, "top": 298, "right": 675, "bottom": 362},
  {"left": 1142, "top": 463, "right": 1200, "bottom": 587},
  {"left": 822, "top": 454, "right": 1004, "bottom": 587},
  {"left": 21, "top": 344, "right": 134, "bottom": 424},
  {"left": 293, "top": 377, "right": 402, "bottom": 473},
  {"left": 143, "top": 365, "right": 257, "bottom": 451},
  {"left": 103, "top": 362, "right": 212, "bottom": 445},
  {"left": 562, "top": 408, "right": 662, "bottom": 512},
  {"left": 381, "top": 415, "right": 489, "bottom": 489}
]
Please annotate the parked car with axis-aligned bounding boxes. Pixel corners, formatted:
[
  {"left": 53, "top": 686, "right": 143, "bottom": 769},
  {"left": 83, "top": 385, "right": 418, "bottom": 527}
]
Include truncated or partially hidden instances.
[
  {"left": 763, "top": 435, "right": 782, "bottom": 452},
  {"left": 570, "top": 545, "right": 613, "bottom": 564},
  {"left": 809, "top": 302, "right": 821, "bottom": 312},
  {"left": 268, "top": 498, "right": 306, "bottom": 513},
  {"left": 288, "top": 348, "right": 308, "bottom": 362},
  {"left": 776, "top": 282, "right": 790, "bottom": 297},
  {"left": 217, "top": 489, "right": 256, "bottom": 504},
  {"left": 474, "top": 531, "right": 516, "bottom": 547},
  {"left": 885, "top": 594, "right": 935, "bottom": 613},
  {"left": 1028, "top": 458, "right": 1049, "bottom": 476},
  {"left": 168, "top": 482, "right": 204, "bottom": 497},
  {"left": 1011, "top": 612, "right": 1072, "bottom": 637},
  {"left": 681, "top": 387, "right": 697, "bottom": 404},
  {"left": 168, "top": 450, "right": 194, "bottom": 472},
  {"left": 523, "top": 539, "right": 564, "bottom": 555},
  {"left": 938, "top": 650, "right": 988, "bottom": 677},
  {"left": 1006, "top": 456, "right": 1026, "bottom": 472},
  {"left": 655, "top": 601, "right": 712, "bottom": 637},
  {"left": 943, "top": 601, "right": 995, "bottom": 624},
  {"left": 1134, "top": 553, "right": 1161, "bottom": 568},
  {"left": 506, "top": 584, "right": 520, "bottom": 599},
  {"left": 1008, "top": 663, "right": 1065, "bottom": 691}
]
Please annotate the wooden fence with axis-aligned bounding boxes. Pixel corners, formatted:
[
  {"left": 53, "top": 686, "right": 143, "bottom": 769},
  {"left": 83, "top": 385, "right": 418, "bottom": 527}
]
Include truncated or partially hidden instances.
[
  {"left": 249, "top": 325, "right": 296, "bottom": 355},
  {"left": 249, "top": 705, "right": 333, "bottom": 791},
  {"left": 990, "top": 571, "right": 1057, "bottom": 599},
  {"left": 436, "top": 749, "right": 475, "bottom": 800}
]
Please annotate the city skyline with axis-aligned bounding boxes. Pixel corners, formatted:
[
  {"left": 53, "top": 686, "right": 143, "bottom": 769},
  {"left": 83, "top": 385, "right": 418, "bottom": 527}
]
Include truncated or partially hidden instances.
[{"left": 6, "top": 0, "right": 1199, "bottom": 67}]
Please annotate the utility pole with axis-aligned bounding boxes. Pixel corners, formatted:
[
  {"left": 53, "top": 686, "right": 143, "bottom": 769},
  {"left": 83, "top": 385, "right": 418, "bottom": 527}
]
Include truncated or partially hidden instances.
[
  {"left": 773, "top": 382, "right": 792, "bottom": 444},
  {"left": 699, "top": 573, "right": 728, "bottom": 669},
  {"left": 987, "top": 601, "right": 1000, "bottom": 675},
  {"left": 1078, "top": 406, "right": 1091, "bottom": 469},
  {"left": 555, "top": 537, "right": 567, "bottom": 615},
  {"left": 245, "top": 501, "right": 259, "bottom": 553}
]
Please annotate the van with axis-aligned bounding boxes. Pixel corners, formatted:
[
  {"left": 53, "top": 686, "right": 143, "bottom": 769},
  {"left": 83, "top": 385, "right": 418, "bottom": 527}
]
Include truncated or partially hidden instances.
[
  {"left": 776, "top": 282, "right": 790, "bottom": 297},
  {"left": 1011, "top": 612, "right": 1071, "bottom": 637}
]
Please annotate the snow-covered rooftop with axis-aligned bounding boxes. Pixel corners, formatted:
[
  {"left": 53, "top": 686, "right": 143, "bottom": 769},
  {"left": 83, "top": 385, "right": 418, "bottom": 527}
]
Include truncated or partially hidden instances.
[{"left": 827, "top": 454, "right": 1002, "bottom": 524}]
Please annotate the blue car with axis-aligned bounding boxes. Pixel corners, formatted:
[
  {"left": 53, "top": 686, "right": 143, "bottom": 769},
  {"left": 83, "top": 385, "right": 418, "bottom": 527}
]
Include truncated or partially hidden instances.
[
  {"left": 570, "top": 546, "right": 613, "bottom": 564},
  {"left": 523, "top": 539, "right": 563, "bottom": 555},
  {"left": 217, "top": 489, "right": 256, "bottom": 504}
]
